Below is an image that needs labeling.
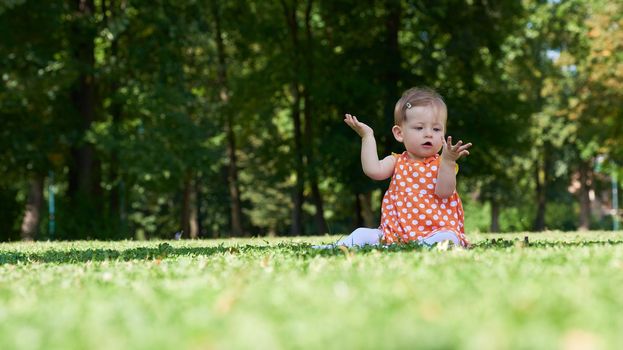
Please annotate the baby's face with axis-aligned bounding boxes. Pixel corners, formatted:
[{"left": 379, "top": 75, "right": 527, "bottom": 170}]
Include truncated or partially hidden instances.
[{"left": 394, "top": 105, "right": 446, "bottom": 160}]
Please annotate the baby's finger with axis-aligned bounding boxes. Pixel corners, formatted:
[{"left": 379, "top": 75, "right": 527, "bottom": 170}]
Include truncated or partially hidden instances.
[
  {"left": 457, "top": 143, "right": 472, "bottom": 152},
  {"left": 447, "top": 136, "right": 453, "bottom": 147},
  {"left": 344, "top": 116, "right": 357, "bottom": 129},
  {"left": 454, "top": 140, "right": 463, "bottom": 150},
  {"left": 459, "top": 150, "right": 470, "bottom": 158}
]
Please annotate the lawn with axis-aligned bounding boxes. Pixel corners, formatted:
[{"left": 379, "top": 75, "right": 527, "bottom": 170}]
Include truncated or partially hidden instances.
[{"left": 1, "top": 232, "right": 622, "bottom": 350}]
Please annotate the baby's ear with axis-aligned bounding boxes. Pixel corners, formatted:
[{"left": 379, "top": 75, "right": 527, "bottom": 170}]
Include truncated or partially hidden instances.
[{"left": 392, "top": 125, "right": 403, "bottom": 142}]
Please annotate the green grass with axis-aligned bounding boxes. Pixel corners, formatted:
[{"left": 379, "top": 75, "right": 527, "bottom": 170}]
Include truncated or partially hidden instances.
[{"left": 1, "top": 231, "right": 622, "bottom": 350}]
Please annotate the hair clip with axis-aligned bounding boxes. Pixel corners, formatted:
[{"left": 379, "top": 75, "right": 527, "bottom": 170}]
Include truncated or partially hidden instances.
[{"left": 405, "top": 102, "right": 412, "bottom": 109}]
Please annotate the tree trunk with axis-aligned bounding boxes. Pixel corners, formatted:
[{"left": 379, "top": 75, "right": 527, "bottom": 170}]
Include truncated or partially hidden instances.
[
  {"left": 290, "top": 103, "right": 305, "bottom": 236},
  {"left": 68, "top": 0, "right": 101, "bottom": 210},
  {"left": 354, "top": 192, "right": 364, "bottom": 228},
  {"left": 531, "top": 35, "right": 548, "bottom": 232},
  {"left": 20, "top": 175, "right": 44, "bottom": 241},
  {"left": 225, "top": 121, "right": 244, "bottom": 236},
  {"left": 282, "top": 0, "right": 305, "bottom": 236},
  {"left": 310, "top": 183, "right": 328, "bottom": 233},
  {"left": 195, "top": 175, "right": 204, "bottom": 238},
  {"left": 490, "top": 198, "right": 500, "bottom": 233},
  {"left": 211, "top": 0, "right": 244, "bottom": 237},
  {"left": 180, "top": 172, "right": 193, "bottom": 238},
  {"left": 189, "top": 181, "right": 199, "bottom": 239},
  {"left": 358, "top": 192, "right": 376, "bottom": 228},
  {"left": 302, "top": 0, "right": 328, "bottom": 235},
  {"left": 533, "top": 152, "right": 547, "bottom": 231},
  {"left": 578, "top": 159, "right": 592, "bottom": 230},
  {"left": 179, "top": 173, "right": 200, "bottom": 239}
]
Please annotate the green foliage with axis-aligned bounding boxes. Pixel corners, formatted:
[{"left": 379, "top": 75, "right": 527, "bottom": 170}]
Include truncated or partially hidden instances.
[{"left": 1, "top": 0, "right": 621, "bottom": 240}]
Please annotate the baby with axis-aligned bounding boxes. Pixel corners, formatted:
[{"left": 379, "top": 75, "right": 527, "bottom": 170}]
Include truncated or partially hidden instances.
[{"left": 317, "top": 87, "right": 472, "bottom": 248}]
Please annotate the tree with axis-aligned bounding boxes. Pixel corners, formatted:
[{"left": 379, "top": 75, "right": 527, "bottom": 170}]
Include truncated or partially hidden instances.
[
  {"left": 209, "top": 0, "right": 245, "bottom": 237},
  {"left": 0, "top": 1, "right": 71, "bottom": 240}
]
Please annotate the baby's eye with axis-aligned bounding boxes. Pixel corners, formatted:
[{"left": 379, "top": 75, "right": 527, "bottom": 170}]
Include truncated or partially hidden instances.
[
  {"left": 414, "top": 127, "right": 423, "bottom": 130},
  {"left": 433, "top": 128, "right": 442, "bottom": 132}
]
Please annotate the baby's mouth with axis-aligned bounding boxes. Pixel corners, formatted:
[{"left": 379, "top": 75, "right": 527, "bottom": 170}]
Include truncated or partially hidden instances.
[{"left": 422, "top": 142, "right": 432, "bottom": 146}]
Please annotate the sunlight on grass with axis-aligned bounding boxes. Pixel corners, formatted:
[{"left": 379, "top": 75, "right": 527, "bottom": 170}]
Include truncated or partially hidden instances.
[{"left": 1, "top": 231, "right": 622, "bottom": 349}]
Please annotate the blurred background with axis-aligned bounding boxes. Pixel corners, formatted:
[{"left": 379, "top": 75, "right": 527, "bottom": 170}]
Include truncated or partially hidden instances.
[{"left": 0, "top": 0, "right": 621, "bottom": 241}]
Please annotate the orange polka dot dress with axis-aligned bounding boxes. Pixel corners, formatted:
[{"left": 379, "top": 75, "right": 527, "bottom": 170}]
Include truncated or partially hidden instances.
[{"left": 379, "top": 152, "right": 469, "bottom": 246}]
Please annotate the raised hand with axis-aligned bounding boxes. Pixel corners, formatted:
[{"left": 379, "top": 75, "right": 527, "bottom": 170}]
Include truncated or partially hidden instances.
[
  {"left": 344, "top": 114, "right": 374, "bottom": 138},
  {"left": 441, "top": 136, "right": 472, "bottom": 162}
]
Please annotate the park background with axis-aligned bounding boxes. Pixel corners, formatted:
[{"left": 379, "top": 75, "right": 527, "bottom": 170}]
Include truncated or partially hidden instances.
[{"left": 1, "top": 0, "right": 622, "bottom": 241}]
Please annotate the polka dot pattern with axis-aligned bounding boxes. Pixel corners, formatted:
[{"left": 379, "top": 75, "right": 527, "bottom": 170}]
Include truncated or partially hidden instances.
[{"left": 379, "top": 153, "right": 469, "bottom": 246}]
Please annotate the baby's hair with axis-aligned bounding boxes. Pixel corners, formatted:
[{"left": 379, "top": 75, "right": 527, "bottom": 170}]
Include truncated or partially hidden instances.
[{"left": 393, "top": 87, "right": 447, "bottom": 125}]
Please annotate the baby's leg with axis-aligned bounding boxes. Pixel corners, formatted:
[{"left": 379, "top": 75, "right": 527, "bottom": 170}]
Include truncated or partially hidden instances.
[
  {"left": 336, "top": 228, "right": 383, "bottom": 247},
  {"left": 420, "top": 230, "right": 461, "bottom": 247},
  {"left": 313, "top": 228, "right": 382, "bottom": 249}
]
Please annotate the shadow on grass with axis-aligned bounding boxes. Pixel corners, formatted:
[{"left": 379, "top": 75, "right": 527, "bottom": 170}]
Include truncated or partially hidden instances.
[
  {"left": 0, "top": 243, "right": 277, "bottom": 265},
  {"left": 475, "top": 238, "right": 623, "bottom": 250},
  {"left": 1, "top": 239, "right": 623, "bottom": 265}
]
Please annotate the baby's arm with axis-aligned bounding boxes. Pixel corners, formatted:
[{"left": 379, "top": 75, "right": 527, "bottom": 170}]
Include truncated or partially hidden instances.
[
  {"left": 435, "top": 136, "right": 472, "bottom": 198},
  {"left": 344, "top": 114, "right": 396, "bottom": 180}
]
